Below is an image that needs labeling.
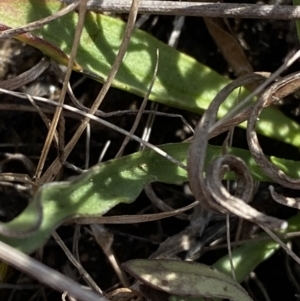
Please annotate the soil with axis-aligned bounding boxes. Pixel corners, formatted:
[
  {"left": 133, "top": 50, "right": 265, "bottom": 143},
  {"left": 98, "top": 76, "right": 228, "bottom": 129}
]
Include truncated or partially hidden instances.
[{"left": 1, "top": 1, "right": 300, "bottom": 300}]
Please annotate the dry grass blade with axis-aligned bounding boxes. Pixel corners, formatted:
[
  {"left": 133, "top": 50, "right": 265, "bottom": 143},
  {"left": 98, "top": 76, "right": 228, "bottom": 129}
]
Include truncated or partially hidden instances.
[
  {"left": 52, "top": 231, "right": 103, "bottom": 294},
  {"left": 0, "top": 173, "right": 36, "bottom": 187},
  {"left": 73, "top": 200, "right": 198, "bottom": 224},
  {"left": 206, "top": 155, "right": 284, "bottom": 229},
  {"left": 90, "top": 225, "right": 130, "bottom": 287},
  {"left": 115, "top": 49, "right": 159, "bottom": 158},
  {"left": 0, "top": 153, "right": 35, "bottom": 177},
  {"left": 144, "top": 184, "right": 188, "bottom": 220},
  {"left": 105, "top": 288, "right": 143, "bottom": 301},
  {"left": 188, "top": 73, "right": 263, "bottom": 213},
  {"left": 261, "top": 226, "right": 300, "bottom": 267},
  {"left": 0, "top": 240, "right": 109, "bottom": 301},
  {"left": 0, "top": 87, "right": 186, "bottom": 169},
  {"left": 0, "top": 100, "right": 192, "bottom": 124},
  {"left": 204, "top": 17, "right": 253, "bottom": 78},
  {"left": 35, "top": 0, "right": 88, "bottom": 180},
  {"left": 0, "top": 57, "right": 50, "bottom": 90},
  {"left": 40, "top": 0, "right": 141, "bottom": 184},
  {"left": 26, "top": 93, "right": 60, "bottom": 147}
]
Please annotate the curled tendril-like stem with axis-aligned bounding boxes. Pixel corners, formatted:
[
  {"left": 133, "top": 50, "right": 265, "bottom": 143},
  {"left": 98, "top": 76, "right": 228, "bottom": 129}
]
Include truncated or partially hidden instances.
[
  {"left": 247, "top": 72, "right": 300, "bottom": 210},
  {"left": 187, "top": 72, "right": 288, "bottom": 231},
  {"left": 269, "top": 185, "right": 300, "bottom": 209},
  {"left": 247, "top": 72, "right": 300, "bottom": 189}
]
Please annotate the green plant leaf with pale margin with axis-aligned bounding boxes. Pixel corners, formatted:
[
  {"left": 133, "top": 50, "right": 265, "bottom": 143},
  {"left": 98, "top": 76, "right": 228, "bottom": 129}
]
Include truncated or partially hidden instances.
[
  {"left": 123, "top": 215, "right": 300, "bottom": 301},
  {"left": 1, "top": 143, "right": 300, "bottom": 254},
  {"left": 0, "top": 0, "right": 300, "bottom": 146},
  {"left": 168, "top": 214, "right": 300, "bottom": 301},
  {"left": 122, "top": 259, "right": 253, "bottom": 301}
]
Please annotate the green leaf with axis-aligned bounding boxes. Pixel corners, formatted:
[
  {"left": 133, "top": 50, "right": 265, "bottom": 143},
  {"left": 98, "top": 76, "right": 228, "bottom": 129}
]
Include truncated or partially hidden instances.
[
  {"left": 0, "top": 0, "right": 300, "bottom": 146},
  {"left": 0, "top": 143, "right": 190, "bottom": 253},
  {"left": 1, "top": 143, "right": 300, "bottom": 253},
  {"left": 214, "top": 213, "right": 300, "bottom": 283},
  {"left": 122, "top": 259, "right": 253, "bottom": 301},
  {"left": 167, "top": 214, "right": 300, "bottom": 301}
]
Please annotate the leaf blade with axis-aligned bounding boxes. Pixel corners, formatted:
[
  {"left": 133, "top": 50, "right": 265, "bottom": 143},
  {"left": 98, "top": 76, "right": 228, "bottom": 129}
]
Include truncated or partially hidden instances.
[
  {"left": 123, "top": 259, "right": 253, "bottom": 301},
  {"left": 0, "top": 0, "right": 300, "bottom": 146},
  {"left": 1, "top": 143, "right": 300, "bottom": 253}
]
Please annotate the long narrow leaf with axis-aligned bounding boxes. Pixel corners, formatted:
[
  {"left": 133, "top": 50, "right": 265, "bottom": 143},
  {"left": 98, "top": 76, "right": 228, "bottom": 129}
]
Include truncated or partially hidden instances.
[
  {"left": 0, "top": 0, "right": 300, "bottom": 146},
  {"left": 0, "top": 143, "right": 300, "bottom": 253}
]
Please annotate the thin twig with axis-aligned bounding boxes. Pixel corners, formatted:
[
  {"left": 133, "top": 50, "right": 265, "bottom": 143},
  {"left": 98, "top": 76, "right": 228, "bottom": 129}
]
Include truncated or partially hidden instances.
[
  {"left": 90, "top": 225, "right": 130, "bottom": 287},
  {"left": 144, "top": 184, "right": 188, "bottom": 220},
  {"left": 73, "top": 200, "right": 198, "bottom": 224},
  {"left": 35, "top": 0, "right": 88, "bottom": 180},
  {"left": 0, "top": 241, "right": 109, "bottom": 301},
  {"left": 115, "top": 49, "right": 159, "bottom": 158},
  {"left": 0, "top": 88, "right": 187, "bottom": 170},
  {"left": 211, "top": 49, "right": 300, "bottom": 134},
  {"left": 261, "top": 226, "right": 300, "bottom": 266},
  {"left": 0, "top": 57, "right": 50, "bottom": 90},
  {"left": 61, "top": 0, "right": 300, "bottom": 20},
  {"left": 0, "top": 101, "right": 193, "bottom": 129},
  {"left": 52, "top": 231, "right": 103, "bottom": 295},
  {"left": 40, "top": 0, "right": 141, "bottom": 184},
  {"left": 26, "top": 93, "right": 60, "bottom": 147}
]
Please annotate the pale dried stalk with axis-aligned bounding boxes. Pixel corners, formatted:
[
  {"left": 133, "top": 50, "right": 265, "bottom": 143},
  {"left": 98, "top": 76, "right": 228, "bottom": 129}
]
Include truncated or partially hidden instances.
[
  {"left": 73, "top": 200, "right": 198, "bottom": 224},
  {"left": 35, "top": 0, "right": 88, "bottom": 180},
  {"left": 144, "top": 184, "right": 188, "bottom": 220},
  {"left": 115, "top": 49, "right": 159, "bottom": 158},
  {"left": 0, "top": 87, "right": 187, "bottom": 170},
  {"left": 261, "top": 226, "right": 300, "bottom": 267},
  {"left": 40, "top": 0, "right": 141, "bottom": 184},
  {"left": 91, "top": 225, "right": 130, "bottom": 287},
  {"left": 61, "top": 0, "right": 300, "bottom": 20},
  {"left": 0, "top": 240, "right": 108, "bottom": 301},
  {"left": 52, "top": 231, "right": 103, "bottom": 294},
  {"left": 211, "top": 49, "right": 300, "bottom": 133},
  {"left": 0, "top": 57, "right": 50, "bottom": 90}
]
